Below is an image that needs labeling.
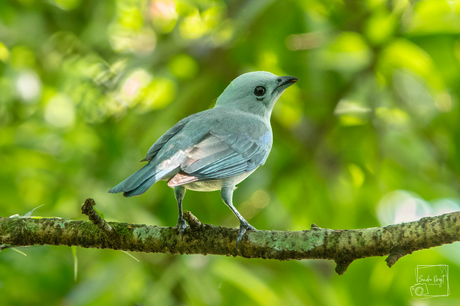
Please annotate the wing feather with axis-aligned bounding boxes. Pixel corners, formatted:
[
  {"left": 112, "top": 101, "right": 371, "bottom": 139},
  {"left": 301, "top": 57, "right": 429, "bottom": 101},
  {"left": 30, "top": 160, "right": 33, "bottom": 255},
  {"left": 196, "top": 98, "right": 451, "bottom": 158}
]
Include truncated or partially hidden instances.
[
  {"left": 141, "top": 117, "right": 191, "bottom": 162},
  {"left": 177, "top": 131, "right": 272, "bottom": 181}
]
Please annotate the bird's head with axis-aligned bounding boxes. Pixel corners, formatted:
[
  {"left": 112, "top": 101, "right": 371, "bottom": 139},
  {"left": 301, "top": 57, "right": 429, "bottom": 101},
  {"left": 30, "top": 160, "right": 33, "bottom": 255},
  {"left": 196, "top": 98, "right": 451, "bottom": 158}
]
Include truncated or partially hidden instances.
[{"left": 215, "top": 71, "right": 298, "bottom": 118}]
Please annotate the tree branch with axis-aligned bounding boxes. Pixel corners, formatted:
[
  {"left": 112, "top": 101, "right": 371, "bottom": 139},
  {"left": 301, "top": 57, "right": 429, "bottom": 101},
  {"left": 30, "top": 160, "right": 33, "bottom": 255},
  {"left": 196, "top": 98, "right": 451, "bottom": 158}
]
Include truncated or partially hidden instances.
[{"left": 1, "top": 198, "right": 459, "bottom": 275}]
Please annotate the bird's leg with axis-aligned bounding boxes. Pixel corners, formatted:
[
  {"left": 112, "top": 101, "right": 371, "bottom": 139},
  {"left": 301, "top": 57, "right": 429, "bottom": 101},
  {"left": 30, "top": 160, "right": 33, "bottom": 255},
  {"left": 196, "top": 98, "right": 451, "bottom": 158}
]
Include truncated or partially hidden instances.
[
  {"left": 174, "top": 186, "right": 187, "bottom": 238},
  {"left": 221, "top": 186, "right": 256, "bottom": 246}
]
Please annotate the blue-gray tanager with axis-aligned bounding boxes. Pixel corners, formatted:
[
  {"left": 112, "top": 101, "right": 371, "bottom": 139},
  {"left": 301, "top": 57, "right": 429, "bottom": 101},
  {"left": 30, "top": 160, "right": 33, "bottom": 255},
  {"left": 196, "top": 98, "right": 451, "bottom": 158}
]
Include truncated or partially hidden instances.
[{"left": 109, "top": 71, "right": 298, "bottom": 244}]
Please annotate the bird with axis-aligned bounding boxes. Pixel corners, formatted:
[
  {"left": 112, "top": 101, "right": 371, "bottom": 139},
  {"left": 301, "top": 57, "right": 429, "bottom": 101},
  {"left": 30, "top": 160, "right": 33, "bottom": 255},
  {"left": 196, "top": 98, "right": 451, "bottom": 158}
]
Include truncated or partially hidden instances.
[{"left": 109, "top": 71, "right": 298, "bottom": 245}]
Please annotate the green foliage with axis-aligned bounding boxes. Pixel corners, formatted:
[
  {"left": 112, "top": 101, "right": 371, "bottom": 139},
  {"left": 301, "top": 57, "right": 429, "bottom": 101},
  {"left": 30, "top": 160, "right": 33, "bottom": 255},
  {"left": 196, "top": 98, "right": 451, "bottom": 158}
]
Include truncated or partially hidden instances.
[{"left": 1, "top": 0, "right": 460, "bottom": 304}]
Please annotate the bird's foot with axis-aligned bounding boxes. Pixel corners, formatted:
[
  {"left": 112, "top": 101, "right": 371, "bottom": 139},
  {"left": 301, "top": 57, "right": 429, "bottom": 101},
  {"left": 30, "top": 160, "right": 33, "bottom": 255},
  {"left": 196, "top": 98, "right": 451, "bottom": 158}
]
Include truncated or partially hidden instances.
[
  {"left": 236, "top": 221, "right": 256, "bottom": 247},
  {"left": 176, "top": 217, "right": 188, "bottom": 239}
]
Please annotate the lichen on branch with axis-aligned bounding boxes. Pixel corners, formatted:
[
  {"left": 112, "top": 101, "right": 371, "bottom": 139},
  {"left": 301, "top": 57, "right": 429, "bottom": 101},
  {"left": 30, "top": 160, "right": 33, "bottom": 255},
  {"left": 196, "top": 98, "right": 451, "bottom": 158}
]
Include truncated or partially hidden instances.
[{"left": 1, "top": 198, "right": 459, "bottom": 275}]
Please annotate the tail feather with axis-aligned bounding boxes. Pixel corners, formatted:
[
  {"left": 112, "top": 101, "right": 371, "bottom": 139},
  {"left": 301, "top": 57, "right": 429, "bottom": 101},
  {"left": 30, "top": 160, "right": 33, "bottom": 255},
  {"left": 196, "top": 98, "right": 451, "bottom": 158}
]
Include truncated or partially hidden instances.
[
  {"left": 108, "top": 163, "right": 173, "bottom": 197},
  {"left": 123, "top": 175, "right": 158, "bottom": 197},
  {"left": 111, "top": 164, "right": 152, "bottom": 192}
]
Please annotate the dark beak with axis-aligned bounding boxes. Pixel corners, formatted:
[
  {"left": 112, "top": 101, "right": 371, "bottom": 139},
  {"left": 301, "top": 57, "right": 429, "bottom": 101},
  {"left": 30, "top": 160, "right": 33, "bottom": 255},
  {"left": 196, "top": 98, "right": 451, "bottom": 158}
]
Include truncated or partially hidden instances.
[{"left": 275, "top": 76, "right": 298, "bottom": 91}]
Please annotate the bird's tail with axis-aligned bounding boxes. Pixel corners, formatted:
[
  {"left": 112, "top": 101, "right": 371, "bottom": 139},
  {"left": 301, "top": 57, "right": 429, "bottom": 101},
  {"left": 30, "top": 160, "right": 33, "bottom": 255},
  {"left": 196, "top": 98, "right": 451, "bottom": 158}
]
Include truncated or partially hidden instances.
[{"left": 108, "top": 163, "right": 171, "bottom": 197}]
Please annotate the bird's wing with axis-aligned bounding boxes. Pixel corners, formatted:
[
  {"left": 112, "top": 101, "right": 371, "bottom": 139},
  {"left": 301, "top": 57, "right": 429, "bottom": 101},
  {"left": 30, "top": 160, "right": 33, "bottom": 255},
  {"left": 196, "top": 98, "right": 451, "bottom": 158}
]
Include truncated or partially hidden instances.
[
  {"left": 141, "top": 116, "right": 192, "bottom": 162},
  {"left": 168, "top": 130, "right": 272, "bottom": 186}
]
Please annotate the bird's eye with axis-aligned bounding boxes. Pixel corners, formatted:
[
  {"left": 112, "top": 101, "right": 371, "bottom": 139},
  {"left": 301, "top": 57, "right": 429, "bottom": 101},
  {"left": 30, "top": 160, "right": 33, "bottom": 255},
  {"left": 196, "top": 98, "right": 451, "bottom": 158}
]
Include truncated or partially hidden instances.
[{"left": 253, "top": 86, "right": 266, "bottom": 97}]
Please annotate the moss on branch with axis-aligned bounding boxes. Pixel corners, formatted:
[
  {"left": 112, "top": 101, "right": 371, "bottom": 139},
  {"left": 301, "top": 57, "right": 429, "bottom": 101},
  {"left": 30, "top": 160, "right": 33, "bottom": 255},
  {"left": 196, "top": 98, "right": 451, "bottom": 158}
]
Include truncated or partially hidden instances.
[{"left": 1, "top": 198, "right": 459, "bottom": 275}]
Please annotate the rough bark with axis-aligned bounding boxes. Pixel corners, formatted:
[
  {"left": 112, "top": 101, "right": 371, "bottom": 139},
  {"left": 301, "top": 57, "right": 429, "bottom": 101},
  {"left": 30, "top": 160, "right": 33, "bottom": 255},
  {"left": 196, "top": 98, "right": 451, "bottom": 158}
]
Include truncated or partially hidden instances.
[{"left": 1, "top": 198, "right": 459, "bottom": 275}]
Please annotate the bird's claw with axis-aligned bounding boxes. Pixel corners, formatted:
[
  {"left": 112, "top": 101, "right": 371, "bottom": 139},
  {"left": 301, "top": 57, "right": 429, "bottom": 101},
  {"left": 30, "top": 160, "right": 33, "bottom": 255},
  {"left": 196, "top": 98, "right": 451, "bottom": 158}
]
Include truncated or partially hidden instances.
[
  {"left": 236, "top": 221, "right": 256, "bottom": 247},
  {"left": 177, "top": 217, "right": 188, "bottom": 239}
]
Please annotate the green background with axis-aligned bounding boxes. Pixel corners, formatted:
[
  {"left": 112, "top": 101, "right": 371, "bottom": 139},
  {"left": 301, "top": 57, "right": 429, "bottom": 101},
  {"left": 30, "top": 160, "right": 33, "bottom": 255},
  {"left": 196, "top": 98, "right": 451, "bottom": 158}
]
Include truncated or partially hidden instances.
[{"left": 1, "top": 0, "right": 460, "bottom": 305}]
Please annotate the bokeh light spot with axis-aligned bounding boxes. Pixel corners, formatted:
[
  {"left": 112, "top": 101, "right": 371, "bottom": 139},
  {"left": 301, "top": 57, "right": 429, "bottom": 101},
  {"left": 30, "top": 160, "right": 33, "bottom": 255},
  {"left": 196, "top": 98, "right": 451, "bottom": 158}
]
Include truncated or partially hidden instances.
[
  {"left": 168, "top": 54, "right": 199, "bottom": 79},
  {"left": 16, "top": 70, "right": 42, "bottom": 102},
  {"left": 45, "top": 94, "right": 75, "bottom": 128},
  {"left": 0, "top": 42, "right": 9, "bottom": 62},
  {"left": 117, "top": 69, "right": 152, "bottom": 107},
  {"left": 138, "top": 77, "right": 176, "bottom": 112},
  {"left": 150, "top": 0, "right": 178, "bottom": 33},
  {"left": 180, "top": 9, "right": 208, "bottom": 39},
  {"left": 377, "top": 190, "right": 433, "bottom": 225}
]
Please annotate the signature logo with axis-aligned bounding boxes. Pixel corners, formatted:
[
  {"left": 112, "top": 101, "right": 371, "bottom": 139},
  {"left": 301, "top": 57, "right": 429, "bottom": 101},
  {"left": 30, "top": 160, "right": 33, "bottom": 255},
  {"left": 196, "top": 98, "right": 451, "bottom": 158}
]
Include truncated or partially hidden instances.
[{"left": 410, "top": 265, "right": 450, "bottom": 299}]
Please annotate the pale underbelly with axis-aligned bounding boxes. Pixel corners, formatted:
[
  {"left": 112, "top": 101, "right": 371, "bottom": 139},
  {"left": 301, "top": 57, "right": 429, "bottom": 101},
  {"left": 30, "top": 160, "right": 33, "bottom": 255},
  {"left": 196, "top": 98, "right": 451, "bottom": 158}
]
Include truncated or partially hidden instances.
[{"left": 183, "top": 169, "right": 257, "bottom": 192}]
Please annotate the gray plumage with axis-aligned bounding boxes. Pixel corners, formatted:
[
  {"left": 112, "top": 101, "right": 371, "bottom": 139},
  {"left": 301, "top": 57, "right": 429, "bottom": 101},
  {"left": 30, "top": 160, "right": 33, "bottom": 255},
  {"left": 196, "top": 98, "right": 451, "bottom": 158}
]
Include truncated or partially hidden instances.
[{"left": 109, "top": 71, "right": 298, "bottom": 244}]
